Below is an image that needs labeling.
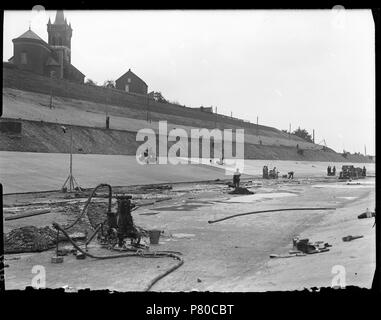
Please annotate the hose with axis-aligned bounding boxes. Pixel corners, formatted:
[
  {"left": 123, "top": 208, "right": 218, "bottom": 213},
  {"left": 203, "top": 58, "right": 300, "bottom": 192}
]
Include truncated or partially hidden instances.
[
  {"left": 64, "top": 183, "right": 112, "bottom": 230},
  {"left": 52, "top": 222, "right": 183, "bottom": 291},
  {"left": 208, "top": 207, "right": 336, "bottom": 224},
  {"left": 52, "top": 183, "right": 183, "bottom": 291}
]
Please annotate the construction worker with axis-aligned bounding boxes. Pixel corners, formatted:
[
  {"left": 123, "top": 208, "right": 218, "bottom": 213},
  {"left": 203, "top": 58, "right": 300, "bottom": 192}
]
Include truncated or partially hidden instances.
[
  {"left": 363, "top": 166, "right": 366, "bottom": 177},
  {"left": 327, "top": 166, "right": 331, "bottom": 176},
  {"left": 233, "top": 168, "right": 241, "bottom": 188},
  {"left": 332, "top": 166, "right": 336, "bottom": 176},
  {"left": 263, "top": 165, "right": 268, "bottom": 179}
]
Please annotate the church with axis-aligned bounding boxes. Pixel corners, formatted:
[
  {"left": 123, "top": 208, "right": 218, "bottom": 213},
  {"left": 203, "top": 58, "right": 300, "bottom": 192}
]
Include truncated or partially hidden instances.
[{"left": 8, "top": 10, "right": 85, "bottom": 83}]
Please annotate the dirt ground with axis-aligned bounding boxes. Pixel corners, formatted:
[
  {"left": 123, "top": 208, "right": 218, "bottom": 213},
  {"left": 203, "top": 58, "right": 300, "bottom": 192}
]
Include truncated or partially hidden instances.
[{"left": 4, "top": 176, "right": 376, "bottom": 292}]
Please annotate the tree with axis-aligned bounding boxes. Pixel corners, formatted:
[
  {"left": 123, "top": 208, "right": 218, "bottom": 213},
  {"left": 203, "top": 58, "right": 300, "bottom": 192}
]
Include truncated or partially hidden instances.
[
  {"left": 85, "top": 78, "right": 97, "bottom": 86},
  {"left": 150, "top": 91, "right": 167, "bottom": 103},
  {"left": 292, "top": 127, "right": 313, "bottom": 143},
  {"left": 281, "top": 129, "right": 289, "bottom": 134},
  {"left": 103, "top": 80, "right": 115, "bottom": 88}
]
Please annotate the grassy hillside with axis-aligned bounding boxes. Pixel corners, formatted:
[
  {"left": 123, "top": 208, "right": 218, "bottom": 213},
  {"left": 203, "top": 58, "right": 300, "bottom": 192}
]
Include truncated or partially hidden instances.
[
  {"left": 0, "top": 118, "right": 373, "bottom": 163},
  {"left": 3, "top": 87, "right": 322, "bottom": 151},
  {"left": 2, "top": 67, "right": 373, "bottom": 162}
]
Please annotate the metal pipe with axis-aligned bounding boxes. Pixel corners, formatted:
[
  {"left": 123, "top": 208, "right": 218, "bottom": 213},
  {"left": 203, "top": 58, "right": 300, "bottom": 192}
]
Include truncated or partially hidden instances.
[{"left": 208, "top": 207, "right": 336, "bottom": 224}]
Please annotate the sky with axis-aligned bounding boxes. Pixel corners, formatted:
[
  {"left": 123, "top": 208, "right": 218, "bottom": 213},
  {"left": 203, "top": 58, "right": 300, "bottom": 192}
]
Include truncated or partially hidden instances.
[{"left": 3, "top": 9, "right": 375, "bottom": 155}]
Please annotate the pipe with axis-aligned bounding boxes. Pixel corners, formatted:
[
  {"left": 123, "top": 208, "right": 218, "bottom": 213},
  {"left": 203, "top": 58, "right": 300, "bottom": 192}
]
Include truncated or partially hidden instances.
[
  {"left": 208, "top": 207, "right": 336, "bottom": 224},
  {"left": 4, "top": 209, "right": 51, "bottom": 221}
]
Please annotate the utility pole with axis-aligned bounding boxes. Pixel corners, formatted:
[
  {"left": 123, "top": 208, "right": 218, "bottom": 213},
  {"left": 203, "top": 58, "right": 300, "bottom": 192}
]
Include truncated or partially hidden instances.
[
  {"left": 49, "top": 71, "right": 55, "bottom": 109},
  {"left": 214, "top": 106, "right": 217, "bottom": 129},
  {"left": 257, "top": 116, "right": 262, "bottom": 145},
  {"left": 364, "top": 144, "right": 367, "bottom": 156},
  {"left": 313, "top": 129, "right": 315, "bottom": 143},
  {"left": 147, "top": 94, "right": 150, "bottom": 123}
]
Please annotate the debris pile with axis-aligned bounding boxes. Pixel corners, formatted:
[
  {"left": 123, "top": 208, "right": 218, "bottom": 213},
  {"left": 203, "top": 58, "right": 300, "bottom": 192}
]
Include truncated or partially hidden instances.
[
  {"left": 4, "top": 226, "right": 65, "bottom": 253},
  {"left": 270, "top": 236, "right": 332, "bottom": 258},
  {"left": 292, "top": 237, "right": 331, "bottom": 254},
  {"left": 228, "top": 187, "right": 254, "bottom": 195}
]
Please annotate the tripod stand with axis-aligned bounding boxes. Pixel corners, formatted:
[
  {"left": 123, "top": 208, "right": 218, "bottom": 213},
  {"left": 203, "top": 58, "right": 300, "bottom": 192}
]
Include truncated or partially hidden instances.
[{"left": 62, "top": 128, "right": 82, "bottom": 192}]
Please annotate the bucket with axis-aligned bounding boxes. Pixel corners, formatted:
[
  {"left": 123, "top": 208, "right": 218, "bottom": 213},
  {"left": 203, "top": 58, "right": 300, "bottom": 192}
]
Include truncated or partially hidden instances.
[{"left": 149, "top": 229, "right": 161, "bottom": 245}]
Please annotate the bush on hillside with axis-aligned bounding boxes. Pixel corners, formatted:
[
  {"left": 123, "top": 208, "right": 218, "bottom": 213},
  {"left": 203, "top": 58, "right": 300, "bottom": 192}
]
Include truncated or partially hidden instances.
[{"left": 292, "top": 127, "right": 313, "bottom": 143}]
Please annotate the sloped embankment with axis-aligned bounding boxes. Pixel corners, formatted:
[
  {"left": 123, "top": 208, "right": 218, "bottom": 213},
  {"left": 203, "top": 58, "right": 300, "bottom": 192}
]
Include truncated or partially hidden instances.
[{"left": 0, "top": 118, "right": 373, "bottom": 163}]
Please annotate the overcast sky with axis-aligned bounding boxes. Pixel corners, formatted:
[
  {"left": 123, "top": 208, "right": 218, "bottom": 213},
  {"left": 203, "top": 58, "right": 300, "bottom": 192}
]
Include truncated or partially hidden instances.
[{"left": 3, "top": 9, "right": 375, "bottom": 155}]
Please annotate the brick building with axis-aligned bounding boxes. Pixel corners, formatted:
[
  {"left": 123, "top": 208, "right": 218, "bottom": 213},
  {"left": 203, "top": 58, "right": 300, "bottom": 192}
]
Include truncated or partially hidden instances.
[
  {"left": 8, "top": 10, "right": 85, "bottom": 83},
  {"left": 115, "top": 69, "right": 148, "bottom": 95}
]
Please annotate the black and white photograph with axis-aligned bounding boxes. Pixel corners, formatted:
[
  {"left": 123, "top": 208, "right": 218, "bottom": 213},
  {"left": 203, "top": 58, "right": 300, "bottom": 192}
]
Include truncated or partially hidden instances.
[{"left": 1, "top": 7, "right": 377, "bottom": 298}]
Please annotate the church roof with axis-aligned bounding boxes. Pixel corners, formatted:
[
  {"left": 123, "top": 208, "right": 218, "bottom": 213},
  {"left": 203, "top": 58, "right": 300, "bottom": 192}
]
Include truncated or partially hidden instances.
[
  {"left": 15, "top": 29, "right": 45, "bottom": 42},
  {"left": 64, "top": 60, "right": 86, "bottom": 77},
  {"left": 46, "top": 56, "right": 60, "bottom": 66},
  {"left": 54, "top": 10, "right": 66, "bottom": 24}
]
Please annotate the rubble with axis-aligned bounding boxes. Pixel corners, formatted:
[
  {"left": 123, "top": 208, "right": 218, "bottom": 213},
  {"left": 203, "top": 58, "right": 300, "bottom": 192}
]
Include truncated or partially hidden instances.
[
  {"left": 228, "top": 187, "right": 254, "bottom": 195},
  {"left": 292, "top": 237, "right": 331, "bottom": 254},
  {"left": 4, "top": 226, "right": 88, "bottom": 254},
  {"left": 4, "top": 226, "right": 65, "bottom": 253},
  {"left": 270, "top": 237, "right": 332, "bottom": 258}
]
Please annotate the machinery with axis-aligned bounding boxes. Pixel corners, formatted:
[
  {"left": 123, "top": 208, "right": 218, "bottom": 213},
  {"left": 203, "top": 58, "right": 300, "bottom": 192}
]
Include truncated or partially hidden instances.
[
  {"left": 263, "top": 166, "right": 278, "bottom": 179},
  {"left": 51, "top": 183, "right": 183, "bottom": 291},
  {"left": 59, "top": 184, "right": 143, "bottom": 251},
  {"left": 338, "top": 165, "right": 366, "bottom": 180},
  {"left": 102, "top": 194, "right": 142, "bottom": 248}
]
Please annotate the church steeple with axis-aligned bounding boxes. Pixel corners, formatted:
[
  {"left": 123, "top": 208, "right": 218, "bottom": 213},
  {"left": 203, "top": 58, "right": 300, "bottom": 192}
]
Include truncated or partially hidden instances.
[
  {"left": 47, "top": 10, "right": 73, "bottom": 62},
  {"left": 48, "top": 10, "right": 72, "bottom": 46},
  {"left": 54, "top": 10, "right": 65, "bottom": 25}
]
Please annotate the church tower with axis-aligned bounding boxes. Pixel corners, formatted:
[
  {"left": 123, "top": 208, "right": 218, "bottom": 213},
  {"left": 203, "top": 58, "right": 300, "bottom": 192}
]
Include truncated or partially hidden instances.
[{"left": 47, "top": 10, "right": 72, "bottom": 63}]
